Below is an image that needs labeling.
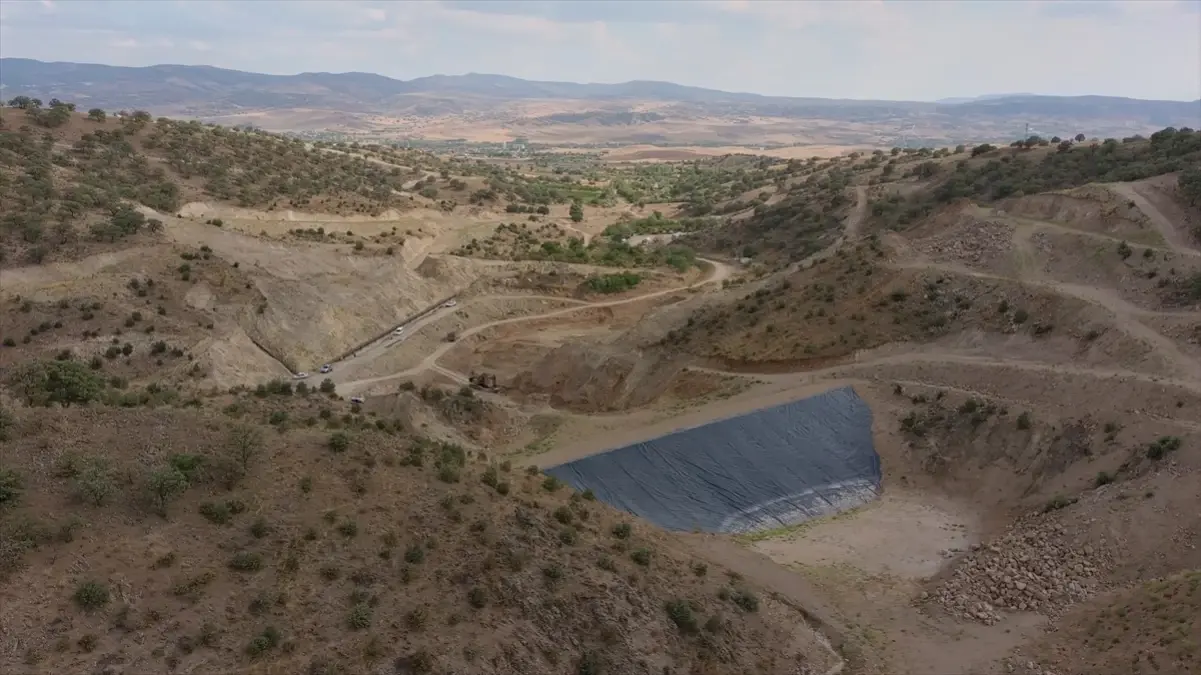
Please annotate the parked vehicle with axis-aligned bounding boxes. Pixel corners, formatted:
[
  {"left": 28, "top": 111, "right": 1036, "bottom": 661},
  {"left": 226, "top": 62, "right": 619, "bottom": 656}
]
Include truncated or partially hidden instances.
[
  {"left": 393, "top": 326, "right": 405, "bottom": 335},
  {"left": 320, "top": 364, "right": 332, "bottom": 374},
  {"left": 293, "top": 372, "right": 310, "bottom": 379},
  {"left": 443, "top": 299, "right": 457, "bottom": 308},
  {"left": 349, "top": 396, "right": 365, "bottom": 404}
]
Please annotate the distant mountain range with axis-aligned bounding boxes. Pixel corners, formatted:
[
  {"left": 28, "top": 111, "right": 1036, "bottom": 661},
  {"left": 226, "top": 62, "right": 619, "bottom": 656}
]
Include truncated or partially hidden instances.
[
  {"left": 2, "top": 58, "right": 1198, "bottom": 145},
  {"left": 936, "top": 94, "right": 1039, "bottom": 105}
]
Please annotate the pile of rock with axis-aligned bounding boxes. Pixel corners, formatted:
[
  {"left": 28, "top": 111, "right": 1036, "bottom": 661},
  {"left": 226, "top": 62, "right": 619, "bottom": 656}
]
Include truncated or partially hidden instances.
[
  {"left": 914, "top": 216, "right": 1014, "bottom": 267},
  {"left": 924, "top": 516, "right": 1113, "bottom": 624}
]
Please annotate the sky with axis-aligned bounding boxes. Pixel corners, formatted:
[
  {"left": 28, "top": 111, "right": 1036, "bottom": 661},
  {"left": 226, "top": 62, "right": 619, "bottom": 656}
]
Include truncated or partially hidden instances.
[{"left": 1, "top": 0, "right": 1199, "bottom": 102}]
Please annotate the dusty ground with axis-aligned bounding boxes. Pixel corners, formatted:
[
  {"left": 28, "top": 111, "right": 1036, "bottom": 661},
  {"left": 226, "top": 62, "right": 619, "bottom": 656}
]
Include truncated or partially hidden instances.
[
  {"left": 410, "top": 174, "right": 1200, "bottom": 675},
  {"left": 5, "top": 109, "right": 1200, "bottom": 675}
]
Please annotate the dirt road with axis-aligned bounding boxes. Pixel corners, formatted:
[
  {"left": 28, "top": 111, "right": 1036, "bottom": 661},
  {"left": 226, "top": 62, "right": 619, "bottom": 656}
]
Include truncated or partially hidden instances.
[
  {"left": 331, "top": 258, "right": 733, "bottom": 395},
  {"left": 787, "top": 184, "right": 868, "bottom": 274},
  {"left": 1107, "top": 181, "right": 1199, "bottom": 254},
  {"left": 892, "top": 242, "right": 1201, "bottom": 381}
]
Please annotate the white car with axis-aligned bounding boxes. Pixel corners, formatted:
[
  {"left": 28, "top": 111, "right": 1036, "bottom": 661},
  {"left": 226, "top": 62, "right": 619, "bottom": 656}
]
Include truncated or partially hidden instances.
[
  {"left": 293, "top": 372, "right": 310, "bottom": 379},
  {"left": 349, "top": 396, "right": 365, "bottom": 404},
  {"left": 320, "top": 364, "right": 332, "bottom": 374},
  {"left": 393, "top": 326, "right": 405, "bottom": 335},
  {"left": 443, "top": 299, "right": 457, "bottom": 308}
]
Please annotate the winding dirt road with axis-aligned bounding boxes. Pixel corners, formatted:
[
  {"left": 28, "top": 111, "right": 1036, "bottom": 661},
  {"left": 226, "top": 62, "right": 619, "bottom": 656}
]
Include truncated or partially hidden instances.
[
  {"left": 1107, "top": 181, "right": 1199, "bottom": 254},
  {"left": 787, "top": 185, "right": 868, "bottom": 274},
  {"left": 331, "top": 257, "right": 734, "bottom": 395}
]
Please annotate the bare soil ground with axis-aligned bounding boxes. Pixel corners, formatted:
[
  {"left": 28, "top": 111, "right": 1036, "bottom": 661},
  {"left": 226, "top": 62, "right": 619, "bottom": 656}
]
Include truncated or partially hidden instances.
[
  {"left": 442, "top": 175, "right": 1201, "bottom": 675},
  {"left": 5, "top": 112, "right": 1201, "bottom": 675},
  {"left": 0, "top": 405, "right": 841, "bottom": 675},
  {"left": 749, "top": 490, "right": 981, "bottom": 580}
]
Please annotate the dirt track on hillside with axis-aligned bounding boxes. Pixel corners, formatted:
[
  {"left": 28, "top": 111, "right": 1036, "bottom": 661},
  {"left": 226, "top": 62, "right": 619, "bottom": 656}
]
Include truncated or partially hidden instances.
[{"left": 332, "top": 257, "right": 733, "bottom": 395}]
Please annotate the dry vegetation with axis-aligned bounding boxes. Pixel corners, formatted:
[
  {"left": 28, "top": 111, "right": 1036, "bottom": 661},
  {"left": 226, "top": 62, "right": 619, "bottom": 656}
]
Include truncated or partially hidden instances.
[
  {"left": 3, "top": 95, "right": 1201, "bottom": 675},
  {"left": 0, "top": 405, "right": 832, "bottom": 675}
]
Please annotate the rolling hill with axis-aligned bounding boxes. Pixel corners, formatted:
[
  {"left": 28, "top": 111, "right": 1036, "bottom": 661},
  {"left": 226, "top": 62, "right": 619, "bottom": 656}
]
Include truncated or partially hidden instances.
[{"left": 3, "top": 58, "right": 1199, "bottom": 147}]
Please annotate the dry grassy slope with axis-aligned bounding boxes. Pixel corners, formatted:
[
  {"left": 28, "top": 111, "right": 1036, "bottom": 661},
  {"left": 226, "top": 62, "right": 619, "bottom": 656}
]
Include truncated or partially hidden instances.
[
  {"left": 651, "top": 241, "right": 1152, "bottom": 372},
  {"left": 1030, "top": 570, "right": 1200, "bottom": 675},
  {"left": 0, "top": 238, "right": 270, "bottom": 385},
  {"left": 0, "top": 404, "right": 838, "bottom": 675}
]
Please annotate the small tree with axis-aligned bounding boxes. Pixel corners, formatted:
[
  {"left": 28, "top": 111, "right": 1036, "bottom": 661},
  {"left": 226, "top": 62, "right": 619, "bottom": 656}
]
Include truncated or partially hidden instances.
[
  {"left": 1074, "top": 133, "right": 1086, "bottom": 143},
  {"left": 147, "top": 467, "right": 188, "bottom": 516},
  {"left": 9, "top": 360, "right": 104, "bottom": 407},
  {"left": 1178, "top": 167, "right": 1201, "bottom": 206},
  {"left": 86, "top": 108, "right": 107, "bottom": 122},
  {"left": 970, "top": 144, "right": 996, "bottom": 158},
  {"left": 73, "top": 581, "right": 110, "bottom": 611},
  {"left": 0, "top": 468, "right": 22, "bottom": 508},
  {"left": 328, "top": 431, "right": 350, "bottom": 453},
  {"left": 74, "top": 458, "right": 115, "bottom": 506},
  {"left": 569, "top": 201, "right": 584, "bottom": 223},
  {"left": 227, "top": 425, "right": 264, "bottom": 474}
]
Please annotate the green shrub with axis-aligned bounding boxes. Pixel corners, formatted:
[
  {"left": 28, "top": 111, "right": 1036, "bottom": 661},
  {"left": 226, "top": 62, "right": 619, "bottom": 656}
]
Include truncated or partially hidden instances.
[
  {"left": 0, "top": 468, "right": 22, "bottom": 508},
  {"left": 328, "top": 432, "right": 350, "bottom": 453},
  {"left": 73, "top": 581, "right": 110, "bottom": 610},
  {"left": 467, "top": 586, "right": 488, "bottom": 608},
  {"left": 250, "top": 518, "right": 270, "bottom": 539},
  {"left": 665, "top": 599, "right": 698, "bottom": 634},
  {"left": 347, "top": 603, "right": 372, "bottom": 629},
  {"left": 729, "top": 588, "right": 760, "bottom": 612},
  {"left": 245, "top": 626, "right": 281, "bottom": 657},
  {"left": 1146, "top": 436, "right": 1182, "bottom": 460},
  {"left": 199, "top": 501, "right": 232, "bottom": 525},
  {"left": 1043, "top": 495, "right": 1078, "bottom": 513},
  {"left": 404, "top": 544, "right": 425, "bottom": 564},
  {"left": 72, "top": 458, "right": 115, "bottom": 506},
  {"left": 229, "top": 552, "right": 264, "bottom": 572},
  {"left": 9, "top": 360, "right": 105, "bottom": 407},
  {"left": 586, "top": 272, "right": 642, "bottom": 294}
]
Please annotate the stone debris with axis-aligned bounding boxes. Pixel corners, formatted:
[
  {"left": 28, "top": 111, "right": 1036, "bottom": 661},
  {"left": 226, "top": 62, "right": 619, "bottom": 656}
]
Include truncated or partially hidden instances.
[
  {"left": 924, "top": 514, "right": 1113, "bottom": 625},
  {"left": 913, "top": 215, "right": 1015, "bottom": 267}
]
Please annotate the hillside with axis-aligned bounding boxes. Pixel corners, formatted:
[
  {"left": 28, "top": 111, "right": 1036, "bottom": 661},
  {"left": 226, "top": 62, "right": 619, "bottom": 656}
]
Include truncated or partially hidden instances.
[
  {"left": 0, "top": 404, "right": 838, "bottom": 675},
  {"left": 2, "top": 98, "right": 1201, "bottom": 675},
  {"left": 4, "top": 58, "right": 1198, "bottom": 146}
]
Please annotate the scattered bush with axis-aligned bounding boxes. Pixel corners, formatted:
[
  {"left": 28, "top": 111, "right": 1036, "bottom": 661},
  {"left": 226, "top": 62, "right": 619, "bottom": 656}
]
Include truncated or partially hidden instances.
[
  {"left": 245, "top": 626, "right": 281, "bottom": 657},
  {"left": 229, "top": 552, "right": 264, "bottom": 572},
  {"left": 665, "top": 599, "right": 699, "bottom": 634},
  {"left": 0, "top": 468, "right": 22, "bottom": 508},
  {"left": 630, "top": 548, "right": 652, "bottom": 566},
  {"left": 1146, "top": 436, "right": 1182, "bottom": 460},
  {"left": 328, "top": 431, "right": 350, "bottom": 453},
  {"left": 347, "top": 602, "right": 372, "bottom": 629},
  {"left": 73, "top": 581, "right": 110, "bottom": 611}
]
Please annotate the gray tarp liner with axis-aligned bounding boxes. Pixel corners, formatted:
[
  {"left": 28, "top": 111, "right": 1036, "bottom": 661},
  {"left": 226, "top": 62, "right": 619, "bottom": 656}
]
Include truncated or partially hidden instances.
[{"left": 547, "top": 386, "right": 881, "bottom": 533}]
